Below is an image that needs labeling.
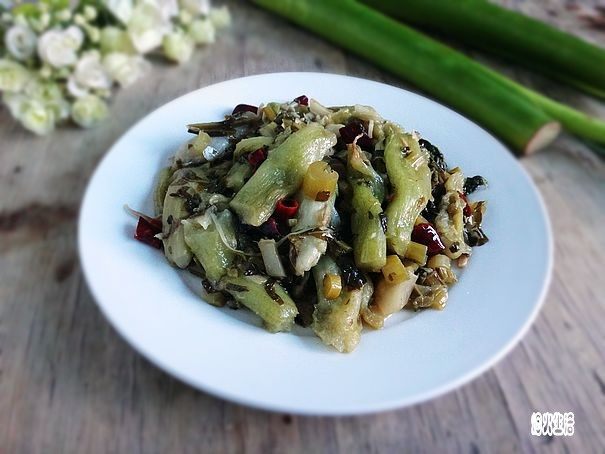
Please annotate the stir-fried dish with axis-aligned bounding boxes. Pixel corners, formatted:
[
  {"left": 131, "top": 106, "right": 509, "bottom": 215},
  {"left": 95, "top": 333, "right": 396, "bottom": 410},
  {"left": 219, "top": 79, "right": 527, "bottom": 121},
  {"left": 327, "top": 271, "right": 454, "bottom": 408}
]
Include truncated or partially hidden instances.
[{"left": 132, "top": 96, "right": 489, "bottom": 353}]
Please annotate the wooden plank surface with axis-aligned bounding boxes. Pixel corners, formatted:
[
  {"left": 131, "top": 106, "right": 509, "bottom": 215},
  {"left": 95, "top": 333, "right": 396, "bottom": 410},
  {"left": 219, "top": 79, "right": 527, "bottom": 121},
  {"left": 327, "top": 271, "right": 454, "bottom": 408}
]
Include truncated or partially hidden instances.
[{"left": 0, "top": 0, "right": 604, "bottom": 452}]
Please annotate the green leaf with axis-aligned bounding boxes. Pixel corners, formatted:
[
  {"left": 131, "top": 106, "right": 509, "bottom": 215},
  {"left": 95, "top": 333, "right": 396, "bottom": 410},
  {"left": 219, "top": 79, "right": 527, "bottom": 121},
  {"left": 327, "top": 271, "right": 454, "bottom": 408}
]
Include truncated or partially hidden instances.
[
  {"left": 41, "top": 0, "right": 70, "bottom": 11},
  {"left": 12, "top": 3, "right": 40, "bottom": 18}
]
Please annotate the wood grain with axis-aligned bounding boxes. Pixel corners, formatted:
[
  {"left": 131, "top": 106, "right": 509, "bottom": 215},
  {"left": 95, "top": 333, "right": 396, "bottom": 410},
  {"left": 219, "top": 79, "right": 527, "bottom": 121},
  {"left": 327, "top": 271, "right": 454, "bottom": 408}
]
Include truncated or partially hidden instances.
[{"left": 1, "top": 0, "right": 604, "bottom": 453}]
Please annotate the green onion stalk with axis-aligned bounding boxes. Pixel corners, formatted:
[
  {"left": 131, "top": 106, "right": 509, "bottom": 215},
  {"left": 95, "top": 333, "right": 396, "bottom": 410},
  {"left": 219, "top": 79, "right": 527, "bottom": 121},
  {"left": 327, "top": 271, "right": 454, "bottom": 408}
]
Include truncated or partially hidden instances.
[
  {"left": 363, "top": 0, "right": 605, "bottom": 99},
  {"left": 253, "top": 0, "right": 560, "bottom": 155}
]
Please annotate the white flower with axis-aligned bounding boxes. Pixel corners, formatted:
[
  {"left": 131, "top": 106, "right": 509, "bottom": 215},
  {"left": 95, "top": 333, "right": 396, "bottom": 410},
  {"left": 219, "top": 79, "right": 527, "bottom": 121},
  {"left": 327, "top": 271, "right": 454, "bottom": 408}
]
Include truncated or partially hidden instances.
[
  {"left": 71, "top": 94, "right": 108, "bottom": 128},
  {"left": 188, "top": 18, "right": 215, "bottom": 45},
  {"left": 178, "top": 9, "right": 193, "bottom": 25},
  {"left": 127, "top": 2, "right": 169, "bottom": 53},
  {"left": 65, "top": 26, "right": 85, "bottom": 47},
  {"left": 56, "top": 9, "right": 72, "bottom": 22},
  {"left": 162, "top": 32, "right": 194, "bottom": 64},
  {"left": 209, "top": 6, "right": 231, "bottom": 29},
  {"left": 103, "top": 52, "right": 150, "bottom": 87},
  {"left": 30, "top": 13, "right": 51, "bottom": 33},
  {"left": 85, "top": 25, "right": 101, "bottom": 43},
  {"left": 99, "top": 26, "right": 135, "bottom": 54},
  {"left": 0, "top": 59, "right": 30, "bottom": 92},
  {"left": 67, "top": 76, "right": 89, "bottom": 98},
  {"left": 74, "top": 51, "right": 113, "bottom": 90},
  {"left": 19, "top": 99, "right": 57, "bottom": 135},
  {"left": 2, "top": 91, "right": 27, "bottom": 118},
  {"left": 37, "top": 27, "right": 83, "bottom": 68},
  {"left": 73, "top": 13, "right": 87, "bottom": 27},
  {"left": 5, "top": 25, "right": 37, "bottom": 61},
  {"left": 151, "top": 0, "right": 179, "bottom": 21},
  {"left": 179, "top": 0, "right": 210, "bottom": 16},
  {"left": 24, "top": 80, "right": 70, "bottom": 120},
  {"left": 103, "top": 0, "right": 134, "bottom": 24},
  {"left": 39, "top": 66, "right": 53, "bottom": 79},
  {"left": 14, "top": 15, "right": 28, "bottom": 27},
  {"left": 84, "top": 5, "right": 98, "bottom": 21}
]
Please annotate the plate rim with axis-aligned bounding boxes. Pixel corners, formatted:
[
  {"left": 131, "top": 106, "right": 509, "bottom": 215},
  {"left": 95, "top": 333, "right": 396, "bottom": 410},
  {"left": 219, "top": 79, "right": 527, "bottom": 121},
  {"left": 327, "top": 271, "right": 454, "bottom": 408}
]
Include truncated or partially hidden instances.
[{"left": 78, "top": 71, "right": 554, "bottom": 415}]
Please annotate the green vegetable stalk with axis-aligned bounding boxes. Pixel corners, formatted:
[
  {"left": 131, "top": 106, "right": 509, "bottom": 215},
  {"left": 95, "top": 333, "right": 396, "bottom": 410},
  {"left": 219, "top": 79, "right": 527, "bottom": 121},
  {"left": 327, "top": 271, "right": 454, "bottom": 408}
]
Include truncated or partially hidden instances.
[
  {"left": 347, "top": 144, "right": 387, "bottom": 272},
  {"left": 230, "top": 123, "right": 336, "bottom": 226},
  {"left": 222, "top": 275, "right": 298, "bottom": 332},
  {"left": 312, "top": 256, "right": 363, "bottom": 353},
  {"left": 183, "top": 210, "right": 237, "bottom": 283},
  {"left": 252, "top": 0, "right": 560, "bottom": 154},
  {"left": 363, "top": 0, "right": 605, "bottom": 98},
  {"left": 154, "top": 167, "right": 174, "bottom": 216},
  {"left": 224, "top": 161, "right": 253, "bottom": 191},
  {"left": 383, "top": 125, "right": 431, "bottom": 257},
  {"left": 160, "top": 167, "right": 209, "bottom": 268}
]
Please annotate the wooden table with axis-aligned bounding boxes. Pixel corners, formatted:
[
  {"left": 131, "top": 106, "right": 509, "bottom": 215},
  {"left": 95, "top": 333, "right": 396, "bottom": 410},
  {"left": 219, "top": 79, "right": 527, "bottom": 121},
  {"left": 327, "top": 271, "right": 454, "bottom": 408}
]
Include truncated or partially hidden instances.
[{"left": 1, "top": 1, "right": 603, "bottom": 452}]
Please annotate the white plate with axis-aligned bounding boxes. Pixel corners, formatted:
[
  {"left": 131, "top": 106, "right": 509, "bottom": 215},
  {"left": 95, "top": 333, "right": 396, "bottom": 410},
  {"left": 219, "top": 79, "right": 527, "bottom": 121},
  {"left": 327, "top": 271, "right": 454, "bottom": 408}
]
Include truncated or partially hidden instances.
[{"left": 79, "top": 73, "right": 552, "bottom": 415}]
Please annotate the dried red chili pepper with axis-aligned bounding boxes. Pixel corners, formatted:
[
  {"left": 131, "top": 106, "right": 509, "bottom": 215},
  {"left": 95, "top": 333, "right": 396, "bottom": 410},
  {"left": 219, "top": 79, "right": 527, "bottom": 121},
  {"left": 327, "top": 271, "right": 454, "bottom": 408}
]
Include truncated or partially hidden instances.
[
  {"left": 275, "top": 198, "right": 300, "bottom": 219},
  {"left": 247, "top": 148, "right": 267, "bottom": 168},
  {"left": 232, "top": 104, "right": 258, "bottom": 115},
  {"left": 458, "top": 191, "right": 473, "bottom": 216},
  {"left": 294, "top": 95, "right": 309, "bottom": 106},
  {"left": 411, "top": 223, "right": 445, "bottom": 255},
  {"left": 134, "top": 217, "right": 163, "bottom": 249}
]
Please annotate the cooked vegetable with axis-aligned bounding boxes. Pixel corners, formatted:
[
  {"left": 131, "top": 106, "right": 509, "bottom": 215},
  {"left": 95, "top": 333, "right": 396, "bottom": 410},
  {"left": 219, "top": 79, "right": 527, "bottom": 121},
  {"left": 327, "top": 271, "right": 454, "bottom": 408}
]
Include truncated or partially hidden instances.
[
  {"left": 383, "top": 125, "right": 431, "bottom": 256},
  {"left": 410, "top": 284, "right": 448, "bottom": 311},
  {"left": 161, "top": 169, "right": 205, "bottom": 268},
  {"left": 312, "top": 257, "right": 363, "bottom": 353},
  {"left": 183, "top": 209, "right": 237, "bottom": 283},
  {"left": 289, "top": 234, "right": 327, "bottom": 276},
  {"left": 225, "top": 161, "right": 253, "bottom": 191},
  {"left": 154, "top": 167, "right": 173, "bottom": 216},
  {"left": 252, "top": 0, "right": 560, "bottom": 154},
  {"left": 234, "top": 136, "right": 274, "bottom": 158},
  {"left": 404, "top": 242, "right": 428, "bottom": 266},
  {"left": 135, "top": 96, "right": 490, "bottom": 353},
  {"left": 427, "top": 254, "right": 451, "bottom": 270},
  {"left": 412, "top": 223, "right": 446, "bottom": 256},
  {"left": 293, "top": 188, "right": 336, "bottom": 233},
  {"left": 363, "top": 0, "right": 605, "bottom": 98},
  {"left": 323, "top": 273, "right": 343, "bottom": 300},
  {"left": 302, "top": 161, "right": 339, "bottom": 201},
  {"left": 274, "top": 198, "right": 300, "bottom": 220},
  {"left": 230, "top": 123, "right": 337, "bottom": 226},
  {"left": 258, "top": 239, "right": 287, "bottom": 278},
  {"left": 347, "top": 143, "right": 387, "bottom": 271},
  {"left": 369, "top": 266, "right": 417, "bottom": 321},
  {"left": 246, "top": 147, "right": 268, "bottom": 168},
  {"left": 134, "top": 216, "right": 163, "bottom": 249},
  {"left": 222, "top": 275, "right": 298, "bottom": 332},
  {"left": 435, "top": 192, "right": 472, "bottom": 260},
  {"left": 381, "top": 255, "right": 408, "bottom": 285}
]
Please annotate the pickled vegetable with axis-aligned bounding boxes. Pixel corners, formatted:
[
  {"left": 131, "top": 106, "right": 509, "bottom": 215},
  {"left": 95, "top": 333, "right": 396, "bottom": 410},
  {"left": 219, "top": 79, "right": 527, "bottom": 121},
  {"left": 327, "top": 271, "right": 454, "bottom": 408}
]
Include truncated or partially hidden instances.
[
  {"left": 383, "top": 125, "right": 431, "bottom": 257},
  {"left": 312, "top": 257, "right": 363, "bottom": 353},
  {"left": 230, "top": 123, "right": 337, "bottom": 226},
  {"left": 222, "top": 275, "right": 298, "bottom": 333}
]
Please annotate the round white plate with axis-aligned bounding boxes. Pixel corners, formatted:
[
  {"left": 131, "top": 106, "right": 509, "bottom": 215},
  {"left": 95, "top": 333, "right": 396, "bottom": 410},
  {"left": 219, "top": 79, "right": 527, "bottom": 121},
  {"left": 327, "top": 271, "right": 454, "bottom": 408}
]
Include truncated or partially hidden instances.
[{"left": 79, "top": 73, "right": 552, "bottom": 415}]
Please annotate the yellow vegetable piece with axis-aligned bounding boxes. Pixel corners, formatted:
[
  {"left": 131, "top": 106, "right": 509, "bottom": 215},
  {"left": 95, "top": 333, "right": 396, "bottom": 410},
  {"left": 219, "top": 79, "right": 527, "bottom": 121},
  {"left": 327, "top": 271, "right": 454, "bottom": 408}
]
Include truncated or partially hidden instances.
[
  {"left": 404, "top": 241, "right": 428, "bottom": 265},
  {"left": 427, "top": 253, "right": 451, "bottom": 269},
  {"left": 302, "top": 161, "right": 338, "bottom": 201},
  {"left": 381, "top": 255, "right": 410, "bottom": 285},
  {"left": 323, "top": 273, "right": 343, "bottom": 300},
  {"left": 262, "top": 105, "right": 277, "bottom": 121}
]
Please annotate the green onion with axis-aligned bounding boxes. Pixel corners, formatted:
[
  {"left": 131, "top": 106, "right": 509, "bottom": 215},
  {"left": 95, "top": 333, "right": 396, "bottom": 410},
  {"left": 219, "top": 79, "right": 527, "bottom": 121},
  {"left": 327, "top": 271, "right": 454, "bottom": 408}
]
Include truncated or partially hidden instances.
[
  {"left": 363, "top": 0, "right": 605, "bottom": 98},
  {"left": 489, "top": 70, "right": 605, "bottom": 147},
  {"left": 252, "top": 0, "right": 560, "bottom": 154}
]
